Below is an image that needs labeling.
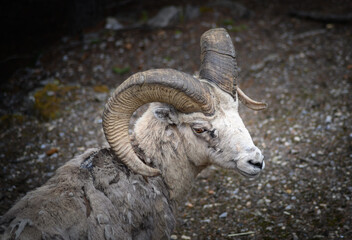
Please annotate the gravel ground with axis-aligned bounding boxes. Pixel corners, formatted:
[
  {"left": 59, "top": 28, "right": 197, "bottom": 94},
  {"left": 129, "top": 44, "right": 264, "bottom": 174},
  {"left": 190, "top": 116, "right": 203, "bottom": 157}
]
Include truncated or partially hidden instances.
[{"left": 1, "top": 1, "right": 351, "bottom": 239}]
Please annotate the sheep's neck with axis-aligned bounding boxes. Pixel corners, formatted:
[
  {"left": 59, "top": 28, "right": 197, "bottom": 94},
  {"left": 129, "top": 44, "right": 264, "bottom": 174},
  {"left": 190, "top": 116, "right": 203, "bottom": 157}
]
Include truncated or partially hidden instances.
[{"left": 133, "top": 118, "right": 202, "bottom": 201}]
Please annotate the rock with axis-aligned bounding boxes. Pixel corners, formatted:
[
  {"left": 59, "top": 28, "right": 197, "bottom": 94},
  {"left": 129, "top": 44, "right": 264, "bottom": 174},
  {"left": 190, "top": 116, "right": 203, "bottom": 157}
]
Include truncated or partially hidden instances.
[
  {"left": 325, "top": 115, "right": 332, "bottom": 123},
  {"left": 93, "top": 65, "right": 104, "bottom": 73},
  {"left": 181, "top": 235, "right": 191, "bottom": 240},
  {"left": 285, "top": 204, "right": 293, "bottom": 210},
  {"left": 105, "top": 17, "right": 123, "bottom": 30},
  {"left": 207, "top": 0, "right": 251, "bottom": 19},
  {"left": 208, "top": 189, "right": 215, "bottom": 195},
  {"left": 185, "top": 5, "right": 200, "bottom": 20},
  {"left": 293, "top": 136, "right": 301, "bottom": 142},
  {"left": 200, "top": 219, "right": 211, "bottom": 223},
  {"left": 99, "top": 42, "right": 107, "bottom": 50},
  {"left": 292, "top": 233, "right": 299, "bottom": 240},
  {"left": 219, "top": 212, "right": 228, "bottom": 218},
  {"left": 115, "top": 40, "right": 123, "bottom": 47},
  {"left": 147, "top": 6, "right": 181, "bottom": 28},
  {"left": 290, "top": 149, "right": 299, "bottom": 154},
  {"left": 46, "top": 148, "right": 58, "bottom": 156},
  {"left": 317, "top": 150, "right": 324, "bottom": 155}
]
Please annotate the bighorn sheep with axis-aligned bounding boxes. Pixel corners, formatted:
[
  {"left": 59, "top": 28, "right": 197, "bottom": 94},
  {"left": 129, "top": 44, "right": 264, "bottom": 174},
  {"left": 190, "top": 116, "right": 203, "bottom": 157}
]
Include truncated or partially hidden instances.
[{"left": 0, "top": 28, "right": 266, "bottom": 240}]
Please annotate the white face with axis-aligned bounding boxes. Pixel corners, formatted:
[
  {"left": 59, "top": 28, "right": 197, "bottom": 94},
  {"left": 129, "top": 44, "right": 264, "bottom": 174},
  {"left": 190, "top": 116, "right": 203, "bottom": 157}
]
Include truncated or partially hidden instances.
[{"left": 179, "top": 87, "right": 265, "bottom": 178}]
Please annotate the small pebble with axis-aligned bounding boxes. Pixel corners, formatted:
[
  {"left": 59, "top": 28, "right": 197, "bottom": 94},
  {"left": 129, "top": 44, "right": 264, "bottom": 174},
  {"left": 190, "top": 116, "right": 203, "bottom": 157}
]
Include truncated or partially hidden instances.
[
  {"left": 290, "top": 149, "right": 299, "bottom": 154},
  {"left": 285, "top": 204, "right": 293, "bottom": 210},
  {"left": 185, "top": 202, "right": 194, "bottom": 208},
  {"left": 181, "top": 235, "right": 191, "bottom": 240},
  {"left": 200, "top": 219, "right": 211, "bottom": 223},
  {"left": 46, "top": 148, "right": 59, "bottom": 156},
  {"left": 325, "top": 115, "right": 332, "bottom": 123}
]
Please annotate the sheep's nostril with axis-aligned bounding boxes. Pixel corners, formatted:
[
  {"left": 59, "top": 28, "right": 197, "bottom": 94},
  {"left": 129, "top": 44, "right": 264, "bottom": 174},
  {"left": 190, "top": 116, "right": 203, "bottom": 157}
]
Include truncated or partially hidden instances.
[{"left": 248, "top": 159, "right": 263, "bottom": 169}]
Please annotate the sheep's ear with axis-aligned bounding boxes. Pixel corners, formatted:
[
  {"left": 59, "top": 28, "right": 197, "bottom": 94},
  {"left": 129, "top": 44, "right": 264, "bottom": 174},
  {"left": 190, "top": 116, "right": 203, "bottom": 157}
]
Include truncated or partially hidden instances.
[{"left": 153, "top": 106, "right": 179, "bottom": 125}]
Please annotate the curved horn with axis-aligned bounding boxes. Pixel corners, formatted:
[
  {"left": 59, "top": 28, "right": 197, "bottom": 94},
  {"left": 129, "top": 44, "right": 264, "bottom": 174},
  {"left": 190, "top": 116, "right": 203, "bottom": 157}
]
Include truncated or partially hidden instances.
[
  {"left": 237, "top": 87, "right": 267, "bottom": 111},
  {"left": 200, "top": 28, "right": 267, "bottom": 111},
  {"left": 199, "top": 28, "right": 238, "bottom": 97},
  {"left": 103, "top": 69, "right": 214, "bottom": 177}
]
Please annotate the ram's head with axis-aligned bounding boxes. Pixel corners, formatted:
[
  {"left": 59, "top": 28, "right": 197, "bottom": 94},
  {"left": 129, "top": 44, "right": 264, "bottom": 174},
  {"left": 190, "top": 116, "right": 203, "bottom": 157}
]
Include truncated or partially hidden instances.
[{"left": 103, "top": 28, "right": 267, "bottom": 177}]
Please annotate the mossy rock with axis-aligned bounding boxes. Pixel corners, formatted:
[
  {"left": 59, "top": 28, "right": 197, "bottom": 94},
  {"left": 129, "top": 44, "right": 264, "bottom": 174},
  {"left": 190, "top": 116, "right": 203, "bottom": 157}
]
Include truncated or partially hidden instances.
[{"left": 34, "top": 83, "right": 77, "bottom": 120}]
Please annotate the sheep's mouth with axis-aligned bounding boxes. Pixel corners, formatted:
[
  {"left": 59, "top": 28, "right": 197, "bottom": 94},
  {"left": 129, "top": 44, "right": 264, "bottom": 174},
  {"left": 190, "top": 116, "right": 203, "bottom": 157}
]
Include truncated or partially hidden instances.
[
  {"left": 230, "top": 159, "right": 262, "bottom": 178},
  {"left": 237, "top": 169, "right": 261, "bottom": 178}
]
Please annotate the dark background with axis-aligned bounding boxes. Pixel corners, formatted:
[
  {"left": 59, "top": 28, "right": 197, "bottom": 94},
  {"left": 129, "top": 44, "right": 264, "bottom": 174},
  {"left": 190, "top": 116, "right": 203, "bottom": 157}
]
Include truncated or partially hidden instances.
[{"left": 1, "top": 0, "right": 351, "bottom": 83}]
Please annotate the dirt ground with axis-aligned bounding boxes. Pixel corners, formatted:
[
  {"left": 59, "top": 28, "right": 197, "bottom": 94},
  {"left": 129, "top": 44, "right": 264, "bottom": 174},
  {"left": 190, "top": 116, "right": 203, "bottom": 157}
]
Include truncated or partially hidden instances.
[{"left": 1, "top": 1, "right": 351, "bottom": 239}]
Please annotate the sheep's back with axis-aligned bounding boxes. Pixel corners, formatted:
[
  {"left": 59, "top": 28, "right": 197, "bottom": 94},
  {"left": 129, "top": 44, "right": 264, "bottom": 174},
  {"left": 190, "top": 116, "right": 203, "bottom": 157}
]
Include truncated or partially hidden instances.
[{"left": 0, "top": 148, "right": 176, "bottom": 240}]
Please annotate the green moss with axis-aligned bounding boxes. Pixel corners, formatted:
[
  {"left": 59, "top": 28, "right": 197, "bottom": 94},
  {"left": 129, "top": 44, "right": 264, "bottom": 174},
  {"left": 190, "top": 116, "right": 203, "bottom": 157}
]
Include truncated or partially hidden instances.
[
  {"left": 221, "top": 19, "right": 235, "bottom": 26},
  {"left": 34, "top": 82, "right": 77, "bottom": 120},
  {"left": 217, "top": 19, "right": 248, "bottom": 32},
  {"left": 112, "top": 66, "right": 130, "bottom": 75},
  {"left": 230, "top": 24, "right": 248, "bottom": 32},
  {"left": 93, "top": 85, "right": 109, "bottom": 93}
]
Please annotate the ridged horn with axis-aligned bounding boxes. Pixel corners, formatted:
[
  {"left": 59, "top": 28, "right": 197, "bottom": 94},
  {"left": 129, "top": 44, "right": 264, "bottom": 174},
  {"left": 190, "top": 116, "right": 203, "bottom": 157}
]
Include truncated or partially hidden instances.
[
  {"left": 237, "top": 87, "right": 267, "bottom": 111},
  {"left": 199, "top": 28, "right": 238, "bottom": 97},
  {"left": 200, "top": 28, "right": 267, "bottom": 110},
  {"left": 103, "top": 69, "right": 214, "bottom": 177}
]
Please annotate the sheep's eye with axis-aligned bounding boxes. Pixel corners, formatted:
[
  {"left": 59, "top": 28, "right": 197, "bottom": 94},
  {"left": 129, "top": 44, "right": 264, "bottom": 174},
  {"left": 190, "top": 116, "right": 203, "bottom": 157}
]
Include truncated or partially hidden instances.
[{"left": 193, "top": 128, "right": 206, "bottom": 134}]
